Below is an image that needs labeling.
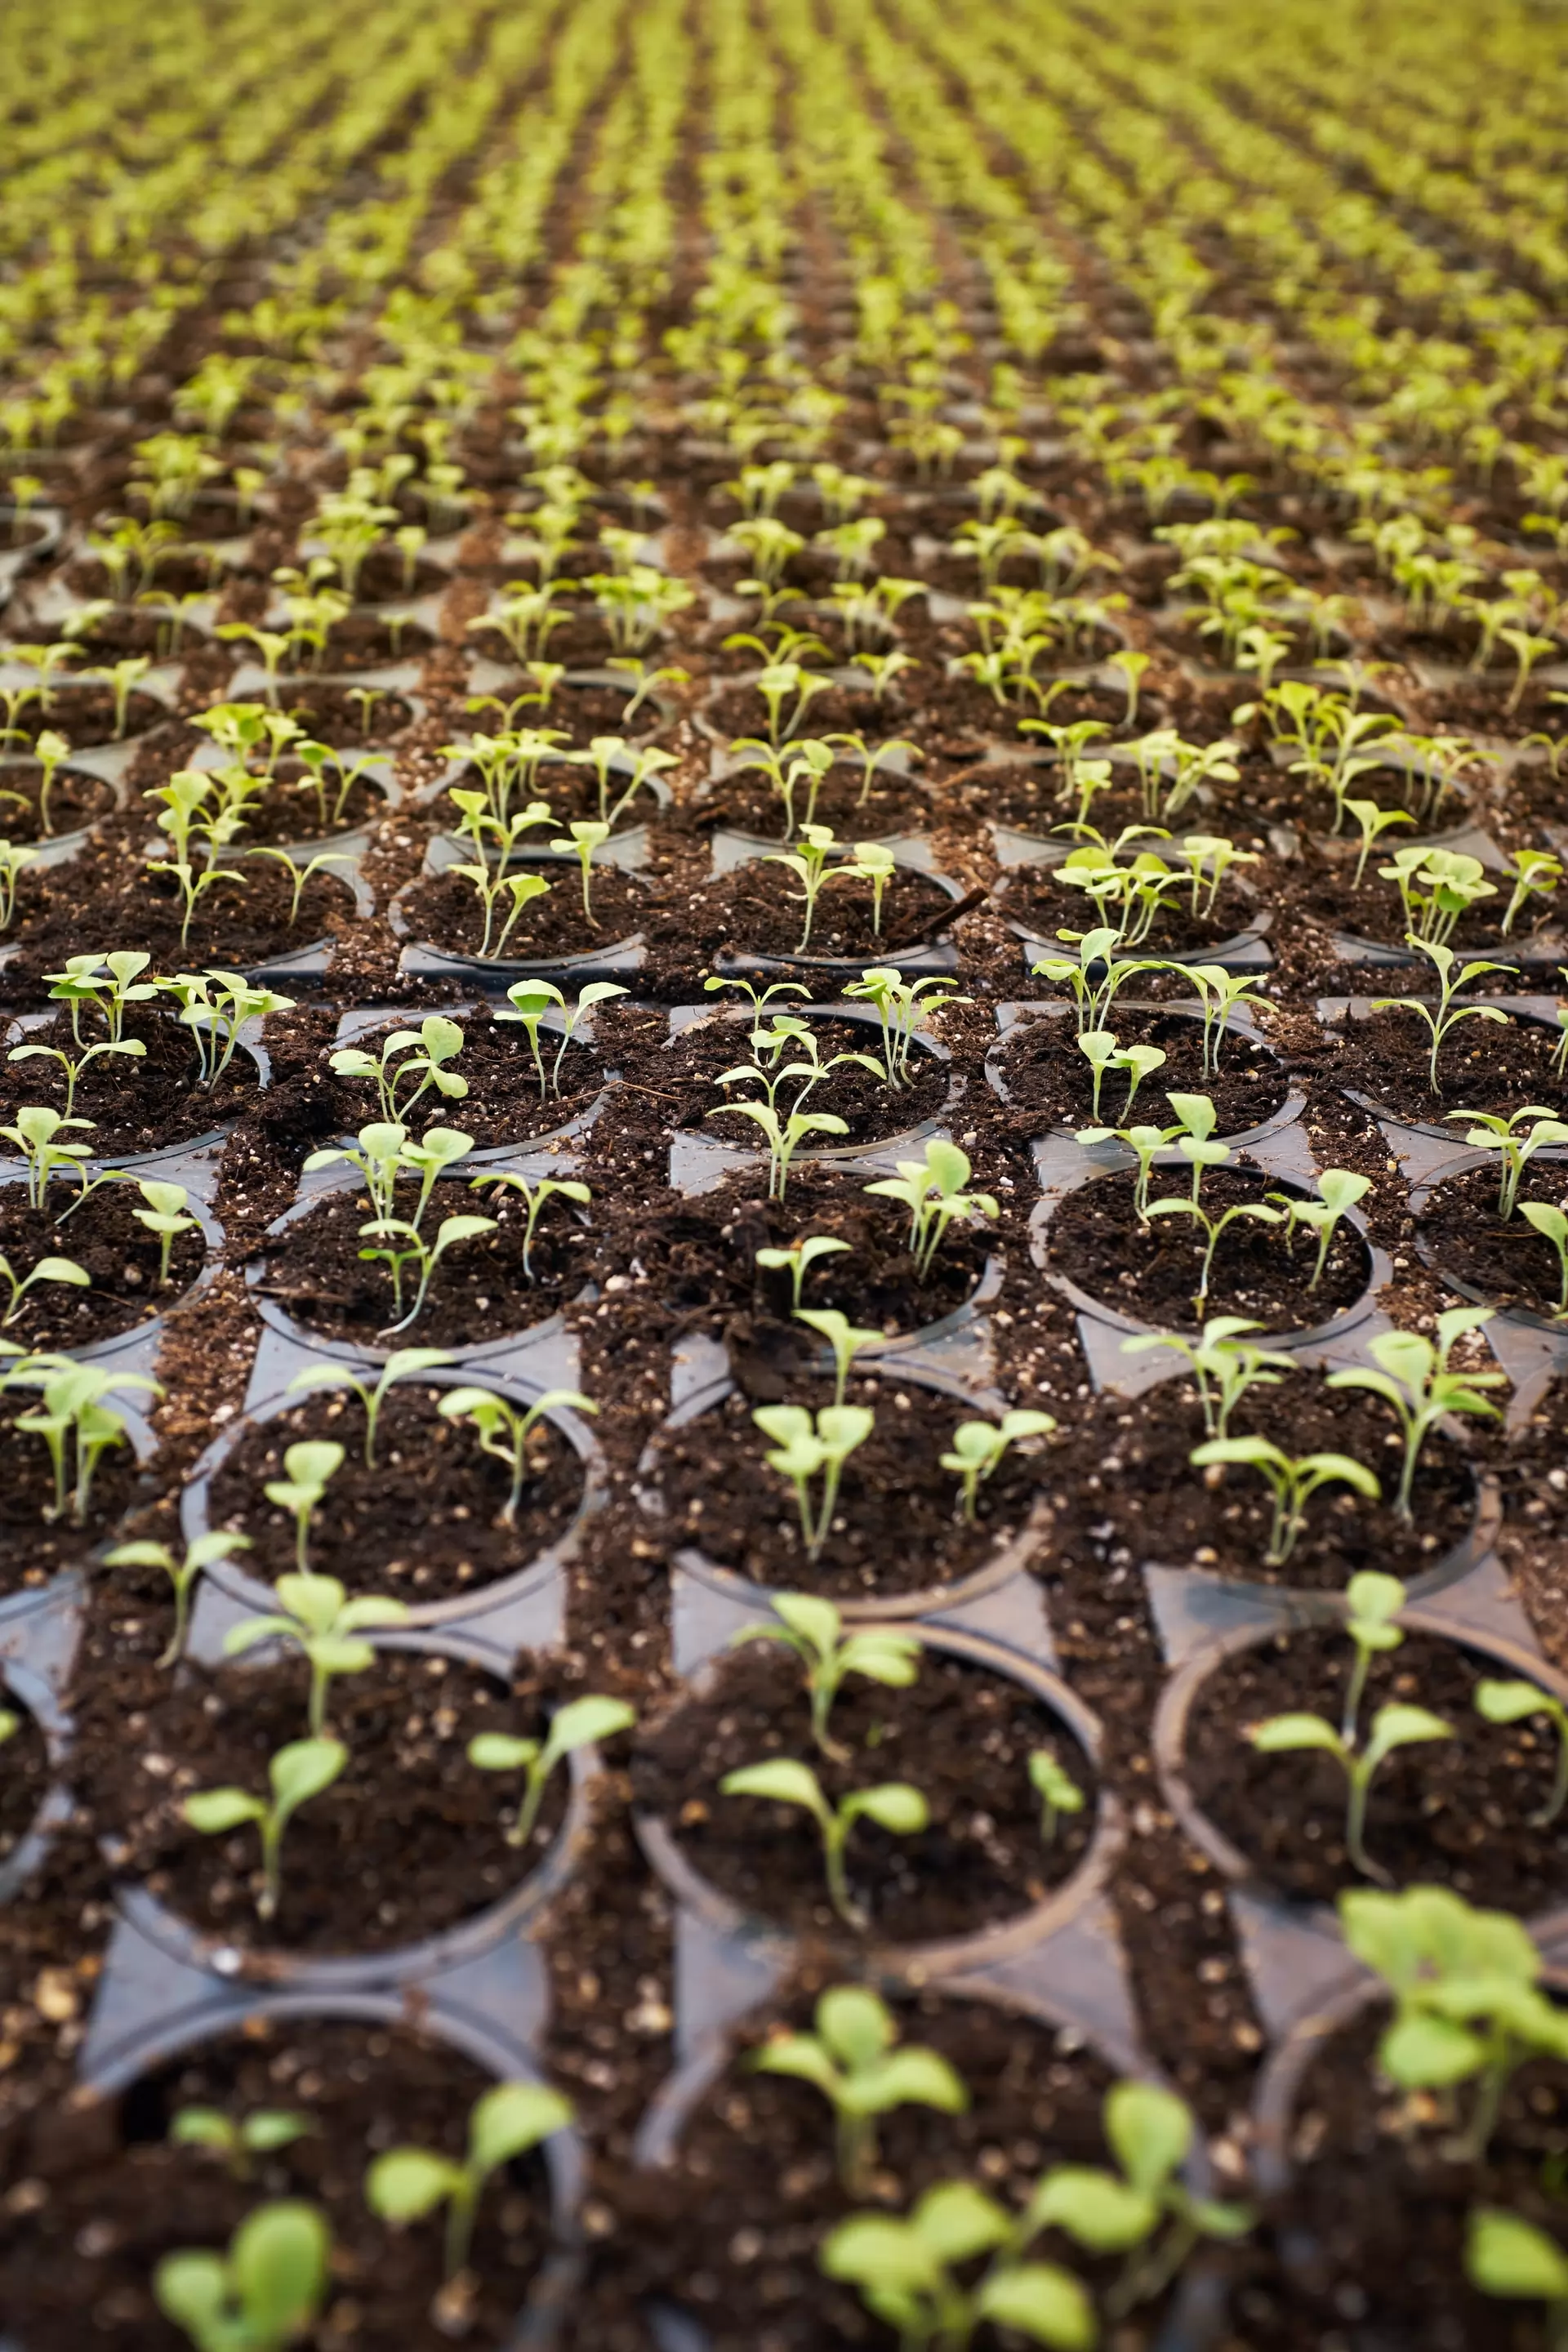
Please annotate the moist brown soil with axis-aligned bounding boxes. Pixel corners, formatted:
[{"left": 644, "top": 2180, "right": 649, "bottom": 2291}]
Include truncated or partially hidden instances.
[
  {"left": 218, "top": 763, "right": 388, "bottom": 844},
  {"left": 267, "top": 682, "right": 416, "bottom": 746},
  {"left": 1183, "top": 1625, "right": 1568, "bottom": 1911},
  {"left": 0, "top": 844, "right": 349, "bottom": 987},
  {"left": 5, "top": 688, "right": 168, "bottom": 749},
  {"left": 1, "top": 2016, "right": 557, "bottom": 2352},
  {"left": 663, "top": 1013, "right": 951, "bottom": 1149},
  {"left": 624, "top": 1987, "right": 1194, "bottom": 2352},
  {"left": 251, "top": 1179, "right": 590, "bottom": 1349},
  {"left": 1042, "top": 1167, "right": 1370, "bottom": 1329},
  {"left": 1272, "top": 2005, "right": 1568, "bottom": 2351},
  {"left": 1294, "top": 857, "right": 1548, "bottom": 951},
  {"left": 203, "top": 1380, "right": 585, "bottom": 1601},
  {"left": 465, "top": 612, "right": 614, "bottom": 669},
  {"left": 1000, "top": 864, "right": 1266, "bottom": 953},
  {"left": 439, "top": 753, "right": 664, "bottom": 831},
  {"left": 994, "top": 1008, "right": 1289, "bottom": 1134},
  {"left": 0, "top": 761, "right": 116, "bottom": 843},
  {"left": 0, "top": 1180, "right": 207, "bottom": 1345},
  {"left": 0, "top": 1698, "right": 50, "bottom": 1857},
  {"left": 647, "top": 1370, "right": 1048, "bottom": 1597},
  {"left": 353, "top": 547, "right": 450, "bottom": 600},
  {"left": 698, "top": 861, "right": 956, "bottom": 961},
  {"left": 293, "top": 615, "right": 434, "bottom": 670},
  {"left": 326, "top": 1009, "right": 604, "bottom": 1148},
  {"left": 0, "top": 1006, "right": 259, "bottom": 1152},
  {"left": 78, "top": 1646, "right": 567, "bottom": 1952},
  {"left": 1318, "top": 1004, "right": 1567, "bottom": 1122},
  {"left": 0, "top": 1387, "right": 145, "bottom": 1595},
  {"left": 464, "top": 679, "right": 657, "bottom": 747},
  {"left": 622, "top": 1161, "right": 993, "bottom": 1334},
  {"left": 1419, "top": 1162, "right": 1568, "bottom": 1313},
  {"left": 1057, "top": 1374, "right": 1478, "bottom": 1591},
  {"left": 632, "top": 1643, "right": 1095, "bottom": 1943},
  {"left": 695, "top": 760, "right": 935, "bottom": 839},
  {"left": 398, "top": 865, "right": 652, "bottom": 960}
]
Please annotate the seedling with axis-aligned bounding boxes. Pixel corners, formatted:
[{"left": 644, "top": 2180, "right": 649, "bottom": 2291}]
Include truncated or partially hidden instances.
[
  {"left": 467, "top": 1692, "right": 633, "bottom": 1846},
  {"left": 754, "top": 1985, "right": 966, "bottom": 2194},
  {"left": 719, "top": 1757, "right": 928, "bottom": 1928},
  {"left": 284, "top": 1348, "right": 455, "bottom": 1468},
  {"left": 329, "top": 1015, "right": 469, "bottom": 1127},
  {"left": 732, "top": 1591, "right": 922, "bottom": 1759},
  {"left": 1327, "top": 1307, "right": 1504, "bottom": 1516},
  {"left": 8, "top": 1019, "right": 145, "bottom": 1118},
  {"left": 1250, "top": 1701, "right": 1452, "bottom": 1881},
  {"left": 1267, "top": 1169, "right": 1371, "bottom": 1289},
  {"left": 1467, "top": 2209, "right": 1568, "bottom": 2343},
  {"left": 550, "top": 818, "right": 611, "bottom": 924},
  {"left": 105, "top": 1530, "right": 252, "bottom": 1668},
  {"left": 1447, "top": 1105, "right": 1568, "bottom": 1220},
  {"left": 497, "top": 978, "right": 626, "bottom": 1098},
  {"left": 469, "top": 1169, "right": 590, "bottom": 1277},
  {"left": 1474, "top": 1678, "right": 1568, "bottom": 1827},
  {"left": 754, "top": 1403, "right": 875, "bottom": 1559},
  {"left": 822, "top": 2180, "right": 1095, "bottom": 2351},
  {"left": 0, "top": 1251, "right": 88, "bottom": 1326},
  {"left": 865, "top": 1138, "right": 999, "bottom": 1279},
  {"left": 437, "top": 1383, "right": 596, "bottom": 1522},
  {"left": 263, "top": 1440, "right": 344, "bottom": 1576},
  {"left": 710, "top": 1099, "right": 849, "bottom": 1199},
  {"left": 131, "top": 1179, "right": 198, "bottom": 1286},
  {"left": 1028, "top": 1751, "right": 1085, "bottom": 1846},
  {"left": 224, "top": 1572, "right": 410, "bottom": 1736},
  {"left": 365, "top": 2081, "right": 574, "bottom": 2283},
  {"left": 942, "top": 1410, "right": 1057, "bottom": 1521},
  {"left": 1343, "top": 796, "right": 1415, "bottom": 889},
  {"left": 185, "top": 1736, "right": 346, "bottom": 1920},
  {"left": 1146, "top": 1186, "right": 1284, "bottom": 1311},
  {"left": 1183, "top": 964, "right": 1269, "bottom": 1080},
  {"left": 755, "top": 1232, "right": 851, "bottom": 1310},
  {"left": 1373, "top": 942, "right": 1512, "bottom": 1094},
  {"left": 1522, "top": 1201, "right": 1568, "bottom": 1312},
  {"left": 155, "top": 2200, "right": 330, "bottom": 2352},
  {"left": 171, "top": 2105, "right": 312, "bottom": 2182},
  {"left": 794, "top": 1307, "right": 884, "bottom": 1405},
  {"left": 158, "top": 971, "right": 295, "bottom": 1089},
  {"left": 1191, "top": 1437, "right": 1380, "bottom": 1566},
  {"left": 1500, "top": 849, "right": 1562, "bottom": 936},
  {"left": 1120, "top": 1316, "right": 1291, "bottom": 1438},
  {"left": 0, "top": 841, "right": 37, "bottom": 931},
  {"left": 844, "top": 967, "right": 969, "bottom": 1089},
  {"left": 450, "top": 858, "right": 550, "bottom": 959},
  {"left": 13, "top": 1361, "right": 158, "bottom": 1523}
]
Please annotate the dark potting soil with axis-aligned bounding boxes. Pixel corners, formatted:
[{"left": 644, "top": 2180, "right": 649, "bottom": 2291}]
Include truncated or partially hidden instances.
[
  {"left": 1419, "top": 1162, "right": 1568, "bottom": 1315},
  {"left": 632, "top": 1642, "right": 1095, "bottom": 1943},
  {"left": 251, "top": 1179, "right": 590, "bottom": 1349},
  {"left": 626, "top": 1989, "right": 1182, "bottom": 2352},
  {"left": 1319, "top": 1004, "right": 1567, "bottom": 1123},
  {"left": 0, "top": 1386, "right": 144, "bottom": 1596},
  {"left": 398, "top": 865, "right": 651, "bottom": 960},
  {"left": 268, "top": 682, "right": 416, "bottom": 747},
  {"left": 1183, "top": 1624, "right": 1568, "bottom": 1911},
  {"left": 1000, "top": 863, "right": 1266, "bottom": 955},
  {"left": 0, "top": 760, "right": 116, "bottom": 843},
  {"left": 203, "top": 1381, "right": 585, "bottom": 1601},
  {"left": 0, "top": 844, "right": 349, "bottom": 984},
  {"left": 0, "top": 1005, "right": 259, "bottom": 1152},
  {"left": 994, "top": 1008, "right": 1289, "bottom": 1134},
  {"left": 1056, "top": 1375, "right": 1479, "bottom": 1592},
  {"left": 664, "top": 1013, "right": 951, "bottom": 1149},
  {"left": 695, "top": 759, "right": 935, "bottom": 840},
  {"left": 300, "top": 614, "right": 434, "bottom": 669},
  {"left": 699, "top": 860, "right": 956, "bottom": 962},
  {"left": 0, "top": 1180, "right": 206, "bottom": 1346},
  {"left": 1, "top": 2017, "right": 559, "bottom": 2352},
  {"left": 353, "top": 546, "right": 449, "bottom": 600},
  {"left": 6, "top": 687, "right": 167, "bottom": 750},
  {"left": 78, "top": 1647, "right": 568, "bottom": 1952},
  {"left": 325, "top": 1009, "right": 604, "bottom": 1150},
  {"left": 1274, "top": 2004, "right": 1568, "bottom": 2352},
  {"left": 0, "top": 1697, "right": 50, "bottom": 1859},
  {"left": 622, "top": 1161, "right": 993, "bottom": 1335},
  {"left": 1294, "top": 858, "right": 1548, "bottom": 952},
  {"left": 647, "top": 1371, "right": 1049, "bottom": 1597},
  {"left": 220, "top": 763, "right": 387, "bottom": 844},
  {"left": 439, "top": 751, "right": 664, "bottom": 831},
  {"left": 1043, "top": 1166, "right": 1370, "bottom": 1330}
]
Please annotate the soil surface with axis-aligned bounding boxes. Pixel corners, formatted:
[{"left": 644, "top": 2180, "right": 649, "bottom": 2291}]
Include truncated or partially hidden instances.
[
  {"left": 324, "top": 1009, "right": 604, "bottom": 1149},
  {"left": 398, "top": 865, "right": 652, "bottom": 960},
  {"left": 0, "top": 1178, "right": 206, "bottom": 1346},
  {"left": 662, "top": 1013, "right": 951, "bottom": 1150},
  {"left": 0, "top": 1386, "right": 145, "bottom": 1595},
  {"left": 1419, "top": 1161, "right": 1568, "bottom": 1315},
  {"left": 0, "top": 1004, "right": 260, "bottom": 1152},
  {"left": 993, "top": 1008, "right": 1289, "bottom": 1134},
  {"left": 0, "top": 761, "right": 117, "bottom": 843},
  {"left": 1321, "top": 1005, "right": 1568, "bottom": 1123}
]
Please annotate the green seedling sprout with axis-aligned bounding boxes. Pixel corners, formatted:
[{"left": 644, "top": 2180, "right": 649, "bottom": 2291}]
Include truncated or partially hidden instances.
[
  {"left": 329, "top": 1016, "right": 468, "bottom": 1128},
  {"left": 864, "top": 1138, "right": 999, "bottom": 1281},
  {"left": 754, "top": 1403, "right": 875, "bottom": 1560},
  {"left": 437, "top": 1383, "right": 595, "bottom": 1523},
  {"left": 1372, "top": 942, "right": 1513, "bottom": 1096},
  {"left": 846, "top": 840, "right": 898, "bottom": 934},
  {"left": 1249, "top": 1701, "right": 1452, "bottom": 1882},
  {"left": 365, "top": 2081, "right": 574, "bottom": 2284},
  {"left": 732, "top": 1591, "right": 922, "bottom": 1761},
  {"left": 822, "top": 2180, "right": 1095, "bottom": 2351},
  {"left": 1446, "top": 1105, "right": 1568, "bottom": 1220},
  {"left": 0, "top": 841, "right": 38, "bottom": 931},
  {"left": 262, "top": 1440, "right": 344, "bottom": 1577},
  {"left": 283, "top": 1350, "right": 453, "bottom": 1470},
  {"left": 467, "top": 1692, "right": 633, "bottom": 1847},
  {"left": 1474, "top": 1679, "right": 1568, "bottom": 1827},
  {"left": 30, "top": 731, "right": 70, "bottom": 837},
  {"left": 1183, "top": 964, "right": 1270, "bottom": 1081},
  {"left": 0, "top": 1708, "right": 16, "bottom": 1747},
  {"left": 469, "top": 1169, "right": 590, "bottom": 1278},
  {"left": 1120, "top": 1316, "right": 1291, "bottom": 1439},
  {"left": 450, "top": 860, "right": 550, "bottom": 959},
  {"left": 1500, "top": 849, "right": 1562, "bottom": 936},
  {"left": 710, "top": 1101, "right": 849, "bottom": 1200},
  {"left": 549, "top": 818, "right": 611, "bottom": 925},
  {"left": 1031, "top": 926, "right": 1168, "bottom": 1038},
  {"left": 1190, "top": 1437, "right": 1380, "bottom": 1566},
  {"left": 755, "top": 1233, "right": 851, "bottom": 1311},
  {"left": 105, "top": 1530, "right": 252, "bottom": 1668},
  {"left": 131, "top": 1178, "right": 198, "bottom": 1287},
  {"left": 1146, "top": 1187, "right": 1284, "bottom": 1312},
  {"left": 250, "top": 845, "right": 354, "bottom": 928},
  {"left": 844, "top": 967, "right": 969, "bottom": 1089},
  {"left": 497, "top": 978, "right": 625, "bottom": 1097},
  {"left": 158, "top": 971, "right": 295, "bottom": 1090},
  {"left": 8, "top": 1024, "right": 145, "bottom": 1121},
  {"left": 794, "top": 1307, "right": 884, "bottom": 1405},
  {"left": 755, "top": 1985, "right": 967, "bottom": 2195},
  {"left": 1467, "top": 2210, "right": 1568, "bottom": 2345},
  {"left": 155, "top": 2199, "right": 331, "bottom": 2352},
  {"left": 1267, "top": 1169, "right": 1372, "bottom": 1290},
  {"left": 1327, "top": 1307, "right": 1504, "bottom": 1517},
  {"left": 359, "top": 1210, "right": 496, "bottom": 1336},
  {"left": 184, "top": 1737, "right": 346, "bottom": 1922},
  {"left": 764, "top": 821, "right": 849, "bottom": 952},
  {"left": 942, "top": 1410, "right": 1057, "bottom": 1523},
  {"left": 1029, "top": 1750, "right": 1085, "bottom": 1847},
  {"left": 171, "top": 2105, "right": 312, "bottom": 2183},
  {"left": 14, "top": 1361, "right": 158, "bottom": 1524},
  {"left": 1522, "top": 1201, "right": 1568, "bottom": 1314},
  {"left": 719, "top": 1757, "right": 928, "bottom": 1930},
  {"left": 1343, "top": 796, "right": 1416, "bottom": 889},
  {"left": 0, "top": 1251, "right": 88, "bottom": 1326},
  {"left": 225, "top": 1572, "right": 410, "bottom": 1737}
]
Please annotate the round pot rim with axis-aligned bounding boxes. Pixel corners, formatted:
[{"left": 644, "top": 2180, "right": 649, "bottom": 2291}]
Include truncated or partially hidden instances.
[
  {"left": 986, "top": 1000, "right": 1301, "bottom": 1145},
  {"left": 1409, "top": 1152, "right": 1568, "bottom": 1335},
  {"left": 0, "top": 1649, "right": 74, "bottom": 1904},
  {"left": 0, "top": 1168, "right": 222, "bottom": 1343}
]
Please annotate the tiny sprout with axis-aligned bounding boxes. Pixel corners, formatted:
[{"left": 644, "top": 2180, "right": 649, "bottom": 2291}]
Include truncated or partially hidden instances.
[
  {"left": 437, "top": 1383, "right": 595, "bottom": 1523},
  {"left": 1522, "top": 1200, "right": 1568, "bottom": 1313},
  {"left": 549, "top": 817, "right": 611, "bottom": 925},
  {"left": 822, "top": 2180, "right": 1094, "bottom": 2352},
  {"left": 755, "top": 1985, "right": 967, "bottom": 2194},
  {"left": 1267, "top": 1168, "right": 1370, "bottom": 1290},
  {"left": 185, "top": 1736, "right": 346, "bottom": 1921},
  {"left": 0, "top": 1250, "right": 88, "bottom": 1326},
  {"left": 131, "top": 1178, "right": 198, "bottom": 1287},
  {"left": 285, "top": 1348, "right": 454, "bottom": 1469},
  {"left": 105, "top": 1530, "right": 252, "bottom": 1668},
  {"left": 755, "top": 1232, "right": 851, "bottom": 1311},
  {"left": 225, "top": 1573, "right": 410, "bottom": 1736},
  {"left": 1466, "top": 2209, "right": 1568, "bottom": 2335},
  {"left": 941, "top": 1410, "right": 1057, "bottom": 1522},
  {"left": 733, "top": 1591, "right": 921, "bottom": 1759},
  {"left": 155, "top": 2201, "right": 330, "bottom": 2352},
  {"left": 468, "top": 1693, "right": 633, "bottom": 1847},
  {"left": 793, "top": 1306, "right": 883, "bottom": 1405},
  {"left": 469, "top": 1168, "right": 590, "bottom": 1278},
  {"left": 1327, "top": 1307, "right": 1503, "bottom": 1517},
  {"left": 1190, "top": 1437, "right": 1379, "bottom": 1566},
  {"left": 1342, "top": 1569, "right": 1410, "bottom": 1742},
  {"left": 263, "top": 1438, "right": 343, "bottom": 1575},
  {"left": 1475, "top": 1679, "right": 1568, "bottom": 1827},
  {"left": 1028, "top": 1751, "right": 1085, "bottom": 1846},
  {"left": 1121, "top": 1316, "right": 1290, "bottom": 1439},
  {"left": 171, "top": 2105, "right": 312, "bottom": 2182},
  {"left": 719, "top": 1757, "right": 929, "bottom": 1929},
  {"left": 1447, "top": 1105, "right": 1568, "bottom": 1222},
  {"left": 366, "top": 2081, "right": 574, "bottom": 2284},
  {"left": 1249, "top": 1703, "right": 1452, "bottom": 1882},
  {"left": 754, "top": 1402, "right": 874, "bottom": 1560},
  {"left": 864, "top": 1138, "right": 999, "bottom": 1281}
]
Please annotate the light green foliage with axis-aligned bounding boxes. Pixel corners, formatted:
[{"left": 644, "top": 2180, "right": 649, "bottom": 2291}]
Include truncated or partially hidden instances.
[
  {"left": 155, "top": 2201, "right": 330, "bottom": 2352},
  {"left": 171, "top": 2106, "right": 312, "bottom": 2183},
  {"left": 864, "top": 1138, "right": 999, "bottom": 1280},
  {"left": 224, "top": 1570, "right": 409, "bottom": 1736},
  {"left": 1190, "top": 1435, "right": 1379, "bottom": 1565},
  {"left": 731, "top": 1591, "right": 922, "bottom": 1758},
  {"left": 366, "top": 2080, "right": 574, "bottom": 2280},
  {"left": 437, "top": 1382, "right": 595, "bottom": 1522},
  {"left": 105, "top": 1530, "right": 252, "bottom": 1668},
  {"left": 941, "top": 1409, "right": 1056, "bottom": 1521},
  {"left": 185, "top": 1738, "right": 346, "bottom": 1922},
  {"left": 754, "top": 1985, "right": 967, "bottom": 2192},
  {"left": 753, "top": 1402, "right": 875, "bottom": 1560},
  {"left": 720, "top": 1757, "right": 929, "bottom": 1928},
  {"left": 468, "top": 1693, "right": 633, "bottom": 1848},
  {"left": 1327, "top": 1308, "right": 1503, "bottom": 1515}
]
